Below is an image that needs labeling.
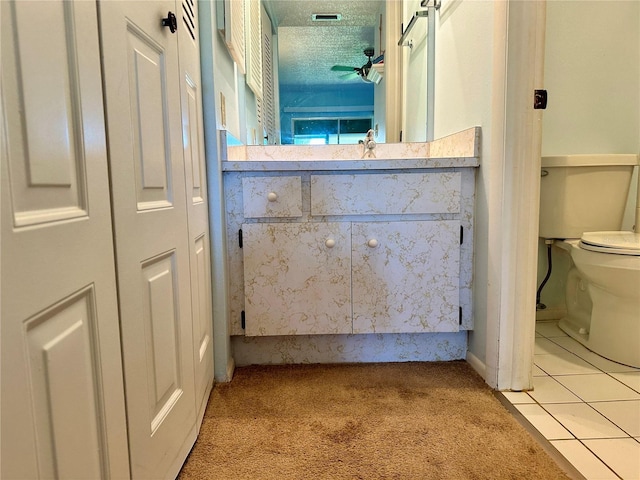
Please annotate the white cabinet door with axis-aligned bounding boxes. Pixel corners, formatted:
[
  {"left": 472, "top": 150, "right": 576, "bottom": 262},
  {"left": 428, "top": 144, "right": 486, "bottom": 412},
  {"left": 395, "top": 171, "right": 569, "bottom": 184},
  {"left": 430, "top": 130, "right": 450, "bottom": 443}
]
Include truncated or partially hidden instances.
[
  {"left": 243, "top": 223, "right": 352, "bottom": 335},
  {"left": 1, "top": 1, "right": 129, "bottom": 477},
  {"left": 352, "top": 221, "right": 461, "bottom": 333},
  {"left": 177, "top": 0, "right": 214, "bottom": 423},
  {"left": 99, "top": 1, "right": 197, "bottom": 478}
]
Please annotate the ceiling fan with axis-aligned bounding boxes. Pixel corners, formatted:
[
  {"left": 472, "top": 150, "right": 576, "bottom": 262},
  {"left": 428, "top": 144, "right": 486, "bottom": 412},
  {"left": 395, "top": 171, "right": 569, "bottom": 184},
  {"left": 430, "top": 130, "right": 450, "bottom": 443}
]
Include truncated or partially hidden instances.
[{"left": 331, "top": 48, "right": 382, "bottom": 82}]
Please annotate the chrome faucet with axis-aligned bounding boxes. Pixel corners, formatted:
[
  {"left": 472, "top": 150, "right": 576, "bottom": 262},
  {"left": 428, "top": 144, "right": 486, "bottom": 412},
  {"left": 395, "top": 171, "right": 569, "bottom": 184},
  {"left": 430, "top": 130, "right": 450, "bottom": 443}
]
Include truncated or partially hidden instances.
[{"left": 362, "top": 129, "right": 376, "bottom": 158}]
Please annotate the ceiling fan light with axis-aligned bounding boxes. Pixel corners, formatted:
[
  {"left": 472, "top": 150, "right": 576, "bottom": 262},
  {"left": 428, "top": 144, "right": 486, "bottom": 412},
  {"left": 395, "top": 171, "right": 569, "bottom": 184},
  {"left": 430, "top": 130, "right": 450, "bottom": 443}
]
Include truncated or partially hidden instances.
[{"left": 366, "top": 67, "right": 382, "bottom": 84}]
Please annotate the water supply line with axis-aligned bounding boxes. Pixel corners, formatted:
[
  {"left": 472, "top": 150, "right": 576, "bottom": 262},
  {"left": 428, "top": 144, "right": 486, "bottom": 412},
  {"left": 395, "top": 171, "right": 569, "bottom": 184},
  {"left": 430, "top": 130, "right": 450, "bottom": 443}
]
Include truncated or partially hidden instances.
[{"left": 536, "top": 239, "right": 554, "bottom": 310}]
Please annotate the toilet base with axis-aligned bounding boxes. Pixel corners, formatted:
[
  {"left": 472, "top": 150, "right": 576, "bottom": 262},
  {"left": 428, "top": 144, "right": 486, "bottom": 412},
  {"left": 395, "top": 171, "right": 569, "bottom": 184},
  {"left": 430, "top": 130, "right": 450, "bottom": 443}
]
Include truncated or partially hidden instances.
[
  {"left": 558, "top": 243, "right": 640, "bottom": 369},
  {"left": 559, "top": 300, "right": 640, "bottom": 369}
]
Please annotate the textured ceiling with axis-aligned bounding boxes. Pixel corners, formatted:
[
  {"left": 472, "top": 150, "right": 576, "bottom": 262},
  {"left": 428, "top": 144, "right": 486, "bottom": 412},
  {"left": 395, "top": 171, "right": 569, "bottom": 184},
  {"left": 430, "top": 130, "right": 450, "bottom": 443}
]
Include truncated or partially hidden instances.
[{"left": 264, "top": 0, "right": 384, "bottom": 85}]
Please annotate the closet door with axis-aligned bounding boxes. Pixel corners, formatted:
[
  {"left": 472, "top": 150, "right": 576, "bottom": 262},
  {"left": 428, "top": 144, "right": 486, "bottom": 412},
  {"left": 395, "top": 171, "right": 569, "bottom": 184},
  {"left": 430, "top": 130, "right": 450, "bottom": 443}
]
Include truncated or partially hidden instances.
[
  {"left": 99, "top": 1, "right": 197, "bottom": 478},
  {"left": 1, "top": 1, "right": 129, "bottom": 478},
  {"left": 177, "top": 0, "right": 215, "bottom": 422}
]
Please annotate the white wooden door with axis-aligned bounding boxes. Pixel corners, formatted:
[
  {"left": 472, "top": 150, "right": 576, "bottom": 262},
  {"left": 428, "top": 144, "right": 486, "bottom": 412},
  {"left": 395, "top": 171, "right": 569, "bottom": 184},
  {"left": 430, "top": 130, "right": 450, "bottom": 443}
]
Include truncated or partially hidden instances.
[
  {"left": 177, "top": 0, "right": 214, "bottom": 422},
  {"left": 352, "top": 221, "right": 460, "bottom": 333},
  {"left": 243, "top": 223, "right": 352, "bottom": 335},
  {"left": 1, "top": 1, "right": 129, "bottom": 478},
  {"left": 99, "top": 1, "right": 197, "bottom": 478}
]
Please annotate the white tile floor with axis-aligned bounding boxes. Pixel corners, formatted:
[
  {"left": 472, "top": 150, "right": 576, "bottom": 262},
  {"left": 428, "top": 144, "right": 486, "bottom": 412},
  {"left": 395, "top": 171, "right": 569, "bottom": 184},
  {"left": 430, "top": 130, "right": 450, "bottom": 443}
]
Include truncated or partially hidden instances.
[{"left": 501, "top": 320, "right": 640, "bottom": 480}]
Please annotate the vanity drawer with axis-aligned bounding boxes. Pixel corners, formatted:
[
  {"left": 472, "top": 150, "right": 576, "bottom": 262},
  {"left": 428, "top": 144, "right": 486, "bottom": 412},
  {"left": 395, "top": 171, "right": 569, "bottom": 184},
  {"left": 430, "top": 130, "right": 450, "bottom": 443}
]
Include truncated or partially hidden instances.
[
  {"left": 242, "top": 176, "right": 303, "bottom": 218},
  {"left": 310, "top": 172, "right": 461, "bottom": 215}
]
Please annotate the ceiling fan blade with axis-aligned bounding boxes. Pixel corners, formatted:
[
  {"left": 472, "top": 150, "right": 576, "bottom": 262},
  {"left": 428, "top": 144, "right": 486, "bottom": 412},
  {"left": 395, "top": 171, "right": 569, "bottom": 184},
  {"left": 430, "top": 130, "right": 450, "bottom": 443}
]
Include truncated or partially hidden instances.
[
  {"left": 331, "top": 65, "right": 356, "bottom": 72},
  {"left": 339, "top": 72, "right": 359, "bottom": 79}
]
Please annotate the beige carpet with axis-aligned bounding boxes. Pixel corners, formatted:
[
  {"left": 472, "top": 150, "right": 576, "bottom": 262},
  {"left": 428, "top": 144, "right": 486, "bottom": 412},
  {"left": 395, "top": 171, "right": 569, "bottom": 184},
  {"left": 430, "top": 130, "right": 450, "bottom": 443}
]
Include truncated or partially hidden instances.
[{"left": 178, "top": 362, "right": 573, "bottom": 479}]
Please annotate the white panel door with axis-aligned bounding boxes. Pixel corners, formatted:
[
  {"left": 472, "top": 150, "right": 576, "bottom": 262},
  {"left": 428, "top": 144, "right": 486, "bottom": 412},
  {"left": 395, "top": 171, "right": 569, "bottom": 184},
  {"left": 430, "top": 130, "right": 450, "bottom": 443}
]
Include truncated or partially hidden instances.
[
  {"left": 99, "top": 1, "right": 197, "bottom": 478},
  {"left": 177, "top": 0, "right": 214, "bottom": 422},
  {"left": 352, "top": 221, "right": 460, "bottom": 333},
  {"left": 1, "top": 1, "right": 129, "bottom": 478}
]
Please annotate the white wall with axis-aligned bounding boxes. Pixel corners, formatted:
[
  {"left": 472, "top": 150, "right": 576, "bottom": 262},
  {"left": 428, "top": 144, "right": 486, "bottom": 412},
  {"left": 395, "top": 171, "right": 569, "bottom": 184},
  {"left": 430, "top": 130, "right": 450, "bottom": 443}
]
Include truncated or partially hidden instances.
[
  {"left": 538, "top": 0, "right": 640, "bottom": 311},
  {"left": 433, "top": 0, "right": 496, "bottom": 367},
  {"left": 203, "top": 1, "right": 254, "bottom": 142},
  {"left": 542, "top": 1, "right": 639, "bottom": 156},
  {"left": 198, "top": 0, "right": 234, "bottom": 381}
]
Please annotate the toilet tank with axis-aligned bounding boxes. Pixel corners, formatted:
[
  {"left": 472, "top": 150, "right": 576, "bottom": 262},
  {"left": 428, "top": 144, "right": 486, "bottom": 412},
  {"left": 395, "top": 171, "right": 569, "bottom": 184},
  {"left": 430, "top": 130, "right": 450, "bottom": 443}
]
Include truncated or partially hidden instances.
[{"left": 539, "top": 154, "right": 638, "bottom": 239}]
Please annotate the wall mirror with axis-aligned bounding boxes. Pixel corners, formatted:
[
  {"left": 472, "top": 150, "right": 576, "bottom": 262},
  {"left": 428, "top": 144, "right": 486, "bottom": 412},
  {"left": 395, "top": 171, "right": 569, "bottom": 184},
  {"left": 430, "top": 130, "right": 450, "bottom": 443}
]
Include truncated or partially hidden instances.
[
  {"left": 264, "top": 0, "right": 384, "bottom": 145},
  {"left": 218, "top": 0, "right": 431, "bottom": 145}
]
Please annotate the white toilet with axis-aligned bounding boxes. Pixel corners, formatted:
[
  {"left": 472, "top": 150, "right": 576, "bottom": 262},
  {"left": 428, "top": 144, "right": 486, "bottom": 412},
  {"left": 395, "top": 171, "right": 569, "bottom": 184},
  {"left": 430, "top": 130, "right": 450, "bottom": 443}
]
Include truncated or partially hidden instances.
[{"left": 539, "top": 154, "right": 640, "bottom": 368}]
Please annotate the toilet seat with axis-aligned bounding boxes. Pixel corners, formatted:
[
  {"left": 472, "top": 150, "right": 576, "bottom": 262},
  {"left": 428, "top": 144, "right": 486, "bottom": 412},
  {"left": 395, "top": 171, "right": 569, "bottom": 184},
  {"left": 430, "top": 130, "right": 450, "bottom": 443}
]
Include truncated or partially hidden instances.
[{"left": 579, "top": 231, "right": 640, "bottom": 256}]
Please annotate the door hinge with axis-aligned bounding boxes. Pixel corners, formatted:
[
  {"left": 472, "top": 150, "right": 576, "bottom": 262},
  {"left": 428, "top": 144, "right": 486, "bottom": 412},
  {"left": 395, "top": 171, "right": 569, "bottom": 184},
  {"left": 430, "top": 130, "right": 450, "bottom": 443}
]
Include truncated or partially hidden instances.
[
  {"left": 534, "top": 89, "right": 548, "bottom": 109},
  {"left": 459, "top": 307, "right": 462, "bottom": 325},
  {"left": 239, "top": 229, "right": 243, "bottom": 248},
  {"left": 460, "top": 225, "right": 464, "bottom": 244},
  {"left": 241, "top": 310, "right": 246, "bottom": 329}
]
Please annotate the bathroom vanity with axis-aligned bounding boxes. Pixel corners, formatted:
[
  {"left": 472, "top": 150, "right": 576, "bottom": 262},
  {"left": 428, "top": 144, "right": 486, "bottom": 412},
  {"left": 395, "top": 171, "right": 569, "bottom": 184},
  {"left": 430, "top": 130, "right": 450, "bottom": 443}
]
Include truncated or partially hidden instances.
[{"left": 222, "top": 128, "right": 480, "bottom": 364}]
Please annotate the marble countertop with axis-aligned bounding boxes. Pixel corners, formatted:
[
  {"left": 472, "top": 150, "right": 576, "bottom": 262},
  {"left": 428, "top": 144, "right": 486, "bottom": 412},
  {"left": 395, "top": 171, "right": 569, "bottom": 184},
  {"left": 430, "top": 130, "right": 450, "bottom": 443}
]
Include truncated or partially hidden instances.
[{"left": 221, "top": 127, "right": 481, "bottom": 172}]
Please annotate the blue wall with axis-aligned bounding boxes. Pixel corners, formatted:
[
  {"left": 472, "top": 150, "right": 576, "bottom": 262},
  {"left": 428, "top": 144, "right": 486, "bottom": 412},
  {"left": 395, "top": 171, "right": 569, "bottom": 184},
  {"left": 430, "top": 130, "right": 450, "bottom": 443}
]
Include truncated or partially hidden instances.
[{"left": 279, "top": 83, "right": 374, "bottom": 144}]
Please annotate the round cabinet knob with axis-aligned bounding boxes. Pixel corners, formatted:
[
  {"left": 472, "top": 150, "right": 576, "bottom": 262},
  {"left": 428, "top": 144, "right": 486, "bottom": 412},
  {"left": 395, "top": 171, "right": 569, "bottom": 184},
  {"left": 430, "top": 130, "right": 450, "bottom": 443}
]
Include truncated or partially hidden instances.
[
  {"left": 267, "top": 192, "right": 278, "bottom": 202},
  {"left": 325, "top": 238, "right": 336, "bottom": 248},
  {"left": 367, "top": 238, "right": 379, "bottom": 248}
]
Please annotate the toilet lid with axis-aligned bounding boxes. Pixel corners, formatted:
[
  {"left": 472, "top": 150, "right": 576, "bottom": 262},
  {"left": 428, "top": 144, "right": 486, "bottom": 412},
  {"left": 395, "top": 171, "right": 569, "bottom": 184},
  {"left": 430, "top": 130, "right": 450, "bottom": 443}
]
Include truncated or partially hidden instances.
[{"left": 580, "top": 231, "right": 640, "bottom": 256}]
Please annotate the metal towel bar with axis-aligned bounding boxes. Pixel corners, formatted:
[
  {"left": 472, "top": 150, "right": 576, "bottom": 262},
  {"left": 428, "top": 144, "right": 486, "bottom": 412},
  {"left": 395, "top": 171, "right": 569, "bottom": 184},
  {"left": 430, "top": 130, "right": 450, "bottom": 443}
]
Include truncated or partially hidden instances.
[{"left": 398, "top": 10, "right": 429, "bottom": 47}]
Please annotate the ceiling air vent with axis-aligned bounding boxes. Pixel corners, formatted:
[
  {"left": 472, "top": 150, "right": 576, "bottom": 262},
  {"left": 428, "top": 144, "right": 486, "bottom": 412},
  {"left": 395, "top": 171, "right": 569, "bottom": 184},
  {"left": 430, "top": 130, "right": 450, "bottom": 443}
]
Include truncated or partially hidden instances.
[{"left": 312, "top": 13, "right": 342, "bottom": 21}]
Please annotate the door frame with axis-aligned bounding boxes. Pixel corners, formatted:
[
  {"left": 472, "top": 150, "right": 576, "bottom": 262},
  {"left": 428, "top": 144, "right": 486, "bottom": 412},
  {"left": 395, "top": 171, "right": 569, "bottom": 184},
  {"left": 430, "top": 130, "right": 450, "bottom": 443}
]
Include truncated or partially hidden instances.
[{"left": 484, "top": 0, "right": 546, "bottom": 391}]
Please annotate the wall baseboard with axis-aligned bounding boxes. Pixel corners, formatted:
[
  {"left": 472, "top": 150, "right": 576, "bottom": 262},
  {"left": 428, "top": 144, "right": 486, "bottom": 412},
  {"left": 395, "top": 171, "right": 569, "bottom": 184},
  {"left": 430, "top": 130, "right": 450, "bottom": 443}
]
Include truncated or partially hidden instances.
[
  {"left": 466, "top": 350, "right": 486, "bottom": 381},
  {"left": 215, "top": 357, "right": 236, "bottom": 383}
]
